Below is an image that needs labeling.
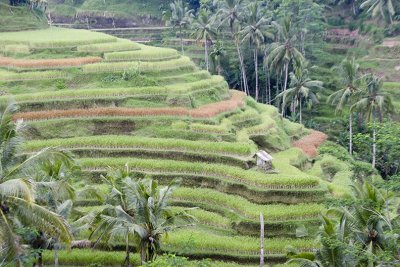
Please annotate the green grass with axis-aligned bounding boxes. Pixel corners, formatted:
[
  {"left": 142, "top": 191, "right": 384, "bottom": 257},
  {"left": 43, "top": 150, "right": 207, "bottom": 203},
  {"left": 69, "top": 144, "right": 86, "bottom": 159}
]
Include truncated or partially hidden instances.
[
  {"left": 163, "top": 228, "right": 317, "bottom": 254},
  {"left": 77, "top": 38, "right": 141, "bottom": 52},
  {"left": 82, "top": 56, "right": 197, "bottom": 74},
  {"left": 172, "top": 187, "right": 323, "bottom": 221},
  {"left": 0, "top": 69, "right": 68, "bottom": 81},
  {"left": 0, "top": 76, "right": 228, "bottom": 103},
  {"left": 23, "top": 135, "right": 256, "bottom": 157},
  {"left": 0, "top": 27, "right": 116, "bottom": 48},
  {"left": 0, "top": 1, "right": 48, "bottom": 31},
  {"left": 80, "top": 157, "right": 320, "bottom": 189},
  {"left": 104, "top": 45, "right": 180, "bottom": 62}
]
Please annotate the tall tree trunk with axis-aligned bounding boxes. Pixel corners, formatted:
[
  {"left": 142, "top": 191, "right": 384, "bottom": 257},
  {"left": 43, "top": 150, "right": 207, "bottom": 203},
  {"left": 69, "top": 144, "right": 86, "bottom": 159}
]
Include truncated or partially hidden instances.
[
  {"left": 267, "top": 65, "right": 271, "bottom": 104},
  {"left": 299, "top": 96, "right": 302, "bottom": 124},
  {"left": 204, "top": 36, "right": 209, "bottom": 72},
  {"left": 125, "top": 234, "right": 131, "bottom": 267},
  {"left": 282, "top": 61, "right": 289, "bottom": 116},
  {"left": 54, "top": 239, "right": 59, "bottom": 267},
  {"left": 180, "top": 26, "right": 184, "bottom": 55},
  {"left": 38, "top": 251, "right": 43, "bottom": 267},
  {"left": 254, "top": 47, "right": 259, "bottom": 101},
  {"left": 372, "top": 113, "right": 376, "bottom": 168},
  {"left": 349, "top": 113, "right": 353, "bottom": 154},
  {"left": 260, "top": 213, "right": 264, "bottom": 267},
  {"left": 234, "top": 38, "right": 248, "bottom": 95}
]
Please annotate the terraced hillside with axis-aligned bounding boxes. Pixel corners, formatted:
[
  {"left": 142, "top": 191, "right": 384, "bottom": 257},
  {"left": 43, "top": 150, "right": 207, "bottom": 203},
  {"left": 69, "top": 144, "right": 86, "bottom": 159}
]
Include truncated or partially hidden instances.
[{"left": 0, "top": 27, "right": 329, "bottom": 266}]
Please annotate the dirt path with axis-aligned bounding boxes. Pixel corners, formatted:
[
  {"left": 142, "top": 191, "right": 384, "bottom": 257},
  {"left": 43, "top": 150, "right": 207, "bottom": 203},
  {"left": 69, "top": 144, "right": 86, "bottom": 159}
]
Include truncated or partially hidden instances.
[{"left": 292, "top": 130, "right": 328, "bottom": 157}]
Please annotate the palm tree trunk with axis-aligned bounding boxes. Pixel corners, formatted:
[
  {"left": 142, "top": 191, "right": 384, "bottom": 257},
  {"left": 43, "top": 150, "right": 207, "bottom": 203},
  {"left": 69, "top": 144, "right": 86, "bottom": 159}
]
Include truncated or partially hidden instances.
[
  {"left": 372, "top": 113, "right": 376, "bottom": 168},
  {"left": 125, "top": 234, "right": 131, "bottom": 267},
  {"left": 54, "top": 239, "right": 59, "bottom": 267},
  {"left": 235, "top": 40, "right": 248, "bottom": 95},
  {"left": 204, "top": 36, "right": 209, "bottom": 72},
  {"left": 283, "top": 60, "right": 289, "bottom": 92},
  {"left": 180, "top": 25, "right": 184, "bottom": 55},
  {"left": 282, "top": 61, "right": 289, "bottom": 116},
  {"left": 349, "top": 113, "right": 353, "bottom": 154},
  {"left": 299, "top": 96, "right": 302, "bottom": 124},
  {"left": 254, "top": 47, "right": 259, "bottom": 101},
  {"left": 260, "top": 213, "right": 264, "bottom": 267},
  {"left": 38, "top": 251, "right": 43, "bottom": 267}
]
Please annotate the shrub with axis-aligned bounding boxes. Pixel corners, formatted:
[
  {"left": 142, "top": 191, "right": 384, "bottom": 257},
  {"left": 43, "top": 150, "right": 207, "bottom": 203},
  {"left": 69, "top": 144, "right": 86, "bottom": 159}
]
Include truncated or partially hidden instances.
[{"left": 318, "top": 141, "right": 354, "bottom": 162}]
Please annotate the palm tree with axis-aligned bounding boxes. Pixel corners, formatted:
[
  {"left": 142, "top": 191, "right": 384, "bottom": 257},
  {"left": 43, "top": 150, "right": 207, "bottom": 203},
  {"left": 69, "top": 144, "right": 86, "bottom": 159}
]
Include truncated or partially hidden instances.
[
  {"left": 209, "top": 40, "right": 226, "bottom": 75},
  {"left": 192, "top": 9, "right": 217, "bottom": 72},
  {"left": 127, "top": 178, "right": 194, "bottom": 264},
  {"left": 360, "top": 0, "right": 396, "bottom": 24},
  {"left": 277, "top": 64, "right": 323, "bottom": 124},
  {"left": 87, "top": 167, "right": 194, "bottom": 265},
  {"left": 0, "top": 102, "right": 72, "bottom": 266},
  {"left": 327, "top": 57, "right": 362, "bottom": 155},
  {"left": 267, "top": 17, "right": 305, "bottom": 112},
  {"left": 240, "top": 2, "right": 273, "bottom": 101},
  {"left": 163, "top": 0, "right": 194, "bottom": 55},
  {"left": 31, "top": 157, "right": 79, "bottom": 267},
  {"left": 217, "top": 0, "right": 249, "bottom": 95},
  {"left": 351, "top": 74, "right": 394, "bottom": 168}
]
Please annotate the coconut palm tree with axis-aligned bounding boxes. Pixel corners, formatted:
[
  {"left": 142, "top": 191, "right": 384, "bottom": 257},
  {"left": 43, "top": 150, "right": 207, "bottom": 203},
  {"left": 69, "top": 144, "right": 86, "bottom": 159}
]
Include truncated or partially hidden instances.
[
  {"left": 87, "top": 167, "right": 194, "bottom": 265},
  {"left": 0, "top": 102, "right": 72, "bottom": 266},
  {"left": 240, "top": 2, "right": 273, "bottom": 101},
  {"left": 277, "top": 64, "right": 323, "bottom": 124},
  {"left": 351, "top": 74, "right": 393, "bottom": 168},
  {"left": 267, "top": 17, "right": 305, "bottom": 111},
  {"left": 127, "top": 178, "right": 194, "bottom": 264},
  {"left": 217, "top": 0, "right": 249, "bottom": 95},
  {"left": 327, "top": 57, "right": 362, "bottom": 155},
  {"left": 360, "top": 0, "right": 396, "bottom": 24},
  {"left": 192, "top": 9, "right": 217, "bottom": 72},
  {"left": 163, "top": 0, "right": 194, "bottom": 55}
]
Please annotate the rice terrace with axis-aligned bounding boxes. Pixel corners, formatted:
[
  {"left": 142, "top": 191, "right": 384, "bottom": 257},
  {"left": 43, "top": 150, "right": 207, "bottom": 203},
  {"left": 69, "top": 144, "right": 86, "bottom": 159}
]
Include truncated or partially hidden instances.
[{"left": 0, "top": 0, "right": 399, "bottom": 266}]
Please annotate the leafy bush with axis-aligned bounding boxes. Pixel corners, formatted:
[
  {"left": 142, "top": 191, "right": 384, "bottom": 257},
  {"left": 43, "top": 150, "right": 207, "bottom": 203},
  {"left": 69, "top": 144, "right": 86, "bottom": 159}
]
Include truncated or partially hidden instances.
[{"left": 318, "top": 141, "right": 354, "bottom": 162}]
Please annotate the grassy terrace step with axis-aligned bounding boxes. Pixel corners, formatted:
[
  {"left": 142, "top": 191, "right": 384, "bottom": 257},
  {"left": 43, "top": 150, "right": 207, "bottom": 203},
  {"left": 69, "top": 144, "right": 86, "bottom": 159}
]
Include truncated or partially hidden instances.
[
  {"left": 13, "top": 90, "right": 242, "bottom": 119},
  {"left": 0, "top": 28, "right": 117, "bottom": 49},
  {"left": 42, "top": 249, "right": 248, "bottom": 267},
  {"left": 86, "top": 171, "right": 326, "bottom": 204},
  {"left": 80, "top": 157, "right": 320, "bottom": 189},
  {"left": 162, "top": 228, "right": 316, "bottom": 257},
  {"left": 171, "top": 188, "right": 323, "bottom": 221},
  {"left": 104, "top": 45, "right": 180, "bottom": 62},
  {"left": 77, "top": 38, "right": 141, "bottom": 53},
  {"left": 22, "top": 135, "right": 256, "bottom": 157},
  {"left": 0, "top": 56, "right": 101, "bottom": 69},
  {"left": 82, "top": 56, "right": 196, "bottom": 74},
  {"left": 0, "top": 69, "right": 68, "bottom": 81},
  {"left": 2, "top": 75, "right": 228, "bottom": 102}
]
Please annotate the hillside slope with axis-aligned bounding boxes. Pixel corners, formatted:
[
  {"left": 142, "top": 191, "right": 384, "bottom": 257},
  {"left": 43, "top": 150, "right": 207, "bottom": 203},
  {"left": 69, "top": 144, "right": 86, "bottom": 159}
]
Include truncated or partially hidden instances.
[{"left": 0, "top": 27, "right": 333, "bottom": 266}]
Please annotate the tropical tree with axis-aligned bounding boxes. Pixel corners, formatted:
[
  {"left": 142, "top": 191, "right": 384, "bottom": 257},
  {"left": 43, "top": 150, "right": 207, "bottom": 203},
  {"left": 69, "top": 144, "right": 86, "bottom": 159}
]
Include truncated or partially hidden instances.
[
  {"left": 240, "top": 2, "right": 273, "bottom": 101},
  {"left": 327, "top": 57, "right": 362, "bottom": 155},
  {"left": 351, "top": 74, "right": 394, "bottom": 168},
  {"left": 0, "top": 102, "right": 72, "bottom": 266},
  {"left": 217, "top": 0, "right": 249, "bottom": 95},
  {"left": 163, "top": 0, "right": 194, "bottom": 55},
  {"left": 30, "top": 157, "right": 79, "bottom": 267},
  {"left": 267, "top": 17, "right": 305, "bottom": 111},
  {"left": 87, "top": 167, "right": 194, "bottom": 266},
  {"left": 277, "top": 64, "right": 323, "bottom": 124},
  {"left": 192, "top": 8, "right": 217, "bottom": 72},
  {"left": 360, "top": 0, "right": 396, "bottom": 24},
  {"left": 210, "top": 40, "right": 226, "bottom": 75}
]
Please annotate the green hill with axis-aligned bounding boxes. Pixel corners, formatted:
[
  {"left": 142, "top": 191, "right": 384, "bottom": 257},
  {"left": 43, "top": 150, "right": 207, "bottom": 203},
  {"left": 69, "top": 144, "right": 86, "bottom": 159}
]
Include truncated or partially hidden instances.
[{"left": 0, "top": 27, "right": 353, "bottom": 266}]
